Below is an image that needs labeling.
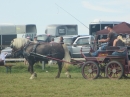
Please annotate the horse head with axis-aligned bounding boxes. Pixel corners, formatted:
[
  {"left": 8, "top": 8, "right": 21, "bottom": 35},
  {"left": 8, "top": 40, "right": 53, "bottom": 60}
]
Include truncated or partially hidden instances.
[
  {"left": 10, "top": 38, "right": 29, "bottom": 58},
  {"left": 10, "top": 38, "right": 29, "bottom": 51}
]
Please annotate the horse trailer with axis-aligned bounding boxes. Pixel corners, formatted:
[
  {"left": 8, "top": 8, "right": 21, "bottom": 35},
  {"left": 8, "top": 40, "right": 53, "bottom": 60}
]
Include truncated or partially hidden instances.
[
  {"left": 0, "top": 24, "right": 37, "bottom": 49},
  {"left": 89, "top": 20, "right": 122, "bottom": 36},
  {"left": 45, "top": 24, "right": 78, "bottom": 36}
]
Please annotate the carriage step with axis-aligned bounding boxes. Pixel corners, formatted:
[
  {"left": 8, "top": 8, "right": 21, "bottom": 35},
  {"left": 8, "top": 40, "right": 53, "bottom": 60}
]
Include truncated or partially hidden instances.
[{"left": 107, "top": 55, "right": 125, "bottom": 57}]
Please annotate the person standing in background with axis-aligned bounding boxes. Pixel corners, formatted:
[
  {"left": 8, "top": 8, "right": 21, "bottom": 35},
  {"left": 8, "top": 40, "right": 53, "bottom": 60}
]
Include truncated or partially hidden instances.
[
  {"left": 59, "top": 36, "right": 64, "bottom": 44},
  {"left": 33, "top": 36, "right": 38, "bottom": 43}
]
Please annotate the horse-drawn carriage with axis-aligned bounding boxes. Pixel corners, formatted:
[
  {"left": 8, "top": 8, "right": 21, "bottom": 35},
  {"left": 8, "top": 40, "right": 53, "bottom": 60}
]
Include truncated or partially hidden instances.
[
  {"left": 10, "top": 37, "right": 130, "bottom": 80},
  {"left": 80, "top": 46, "right": 130, "bottom": 80}
]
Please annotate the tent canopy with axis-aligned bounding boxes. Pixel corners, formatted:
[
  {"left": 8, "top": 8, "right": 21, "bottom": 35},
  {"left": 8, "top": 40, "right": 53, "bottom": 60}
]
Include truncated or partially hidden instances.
[{"left": 96, "top": 22, "right": 130, "bottom": 35}]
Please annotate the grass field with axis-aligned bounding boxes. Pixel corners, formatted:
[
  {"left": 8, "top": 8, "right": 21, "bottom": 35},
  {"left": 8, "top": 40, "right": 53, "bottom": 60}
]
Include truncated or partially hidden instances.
[{"left": 0, "top": 62, "right": 130, "bottom": 97}]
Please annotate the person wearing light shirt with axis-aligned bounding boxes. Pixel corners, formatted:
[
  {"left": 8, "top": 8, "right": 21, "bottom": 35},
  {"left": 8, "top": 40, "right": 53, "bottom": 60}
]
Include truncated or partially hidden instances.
[{"left": 0, "top": 50, "right": 7, "bottom": 66}]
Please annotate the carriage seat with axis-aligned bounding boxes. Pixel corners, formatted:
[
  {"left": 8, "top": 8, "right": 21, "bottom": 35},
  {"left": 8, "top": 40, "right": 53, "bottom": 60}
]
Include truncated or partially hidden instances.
[
  {"left": 97, "top": 46, "right": 121, "bottom": 57},
  {"left": 107, "top": 47, "right": 127, "bottom": 57}
]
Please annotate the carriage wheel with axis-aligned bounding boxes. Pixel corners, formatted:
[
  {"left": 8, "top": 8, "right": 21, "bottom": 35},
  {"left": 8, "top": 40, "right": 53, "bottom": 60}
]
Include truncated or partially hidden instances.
[
  {"left": 81, "top": 61, "right": 100, "bottom": 80},
  {"left": 105, "top": 61, "right": 123, "bottom": 79}
]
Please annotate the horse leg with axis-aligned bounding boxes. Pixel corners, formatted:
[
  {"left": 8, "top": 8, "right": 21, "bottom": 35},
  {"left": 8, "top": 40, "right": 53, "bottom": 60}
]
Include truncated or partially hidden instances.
[
  {"left": 65, "top": 71, "right": 71, "bottom": 78},
  {"left": 64, "top": 63, "right": 71, "bottom": 78},
  {"left": 55, "top": 61, "right": 63, "bottom": 78},
  {"left": 28, "top": 65, "right": 30, "bottom": 72},
  {"left": 28, "top": 59, "right": 37, "bottom": 79}
]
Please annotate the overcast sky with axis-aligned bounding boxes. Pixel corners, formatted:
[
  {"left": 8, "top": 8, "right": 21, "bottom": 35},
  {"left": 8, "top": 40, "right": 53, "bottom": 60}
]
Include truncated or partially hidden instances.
[{"left": 0, "top": 0, "right": 130, "bottom": 35}]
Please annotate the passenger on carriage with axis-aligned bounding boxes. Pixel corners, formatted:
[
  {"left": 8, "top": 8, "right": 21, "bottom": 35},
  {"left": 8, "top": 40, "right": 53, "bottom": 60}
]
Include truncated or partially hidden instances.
[
  {"left": 90, "top": 25, "right": 117, "bottom": 57},
  {"left": 112, "top": 34, "right": 127, "bottom": 56}
]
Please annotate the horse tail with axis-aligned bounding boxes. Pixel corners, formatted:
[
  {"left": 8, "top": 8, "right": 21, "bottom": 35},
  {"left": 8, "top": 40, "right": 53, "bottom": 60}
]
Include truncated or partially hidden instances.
[{"left": 62, "top": 44, "right": 71, "bottom": 71}]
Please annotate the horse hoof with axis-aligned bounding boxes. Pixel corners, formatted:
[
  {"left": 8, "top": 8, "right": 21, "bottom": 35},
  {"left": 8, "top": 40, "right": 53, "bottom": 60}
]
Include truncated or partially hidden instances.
[
  {"left": 34, "top": 72, "right": 37, "bottom": 77},
  {"left": 30, "top": 76, "right": 34, "bottom": 79},
  {"left": 69, "top": 75, "right": 71, "bottom": 78},
  {"left": 29, "top": 73, "right": 37, "bottom": 79},
  {"left": 30, "top": 78, "right": 33, "bottom": 79},
  {"left": 67, "top": 75, "right": 71, "bottom": 78}
]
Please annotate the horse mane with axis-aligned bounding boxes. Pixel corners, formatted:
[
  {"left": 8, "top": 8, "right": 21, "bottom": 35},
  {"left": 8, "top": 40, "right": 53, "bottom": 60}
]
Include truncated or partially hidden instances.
[{"left": 13, "top": 38, "right": 29, "bottom": 49}]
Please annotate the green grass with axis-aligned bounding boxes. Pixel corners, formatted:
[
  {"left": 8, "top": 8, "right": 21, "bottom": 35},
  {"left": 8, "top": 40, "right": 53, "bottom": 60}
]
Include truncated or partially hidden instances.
[{"left": 0, "top": 62, "right": 130, "bottom": 97}]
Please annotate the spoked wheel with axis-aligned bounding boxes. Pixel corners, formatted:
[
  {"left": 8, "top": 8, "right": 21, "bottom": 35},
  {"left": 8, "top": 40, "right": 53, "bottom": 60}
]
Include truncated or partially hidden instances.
[
  {"left": 81, "top": 61, "right": 100, "bottom": 80},
  {"left": 105, "top": 61, "right": 123, "bottom": 79}
]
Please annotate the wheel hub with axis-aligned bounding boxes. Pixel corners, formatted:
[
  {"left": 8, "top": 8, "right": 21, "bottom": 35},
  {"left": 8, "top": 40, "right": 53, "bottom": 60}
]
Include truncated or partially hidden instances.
[
  {"left": 112, "top": 69, "right": 116, "bottom": 73},
  {"left": 88, "top": 69, "right": 92, "bottom": 73}
]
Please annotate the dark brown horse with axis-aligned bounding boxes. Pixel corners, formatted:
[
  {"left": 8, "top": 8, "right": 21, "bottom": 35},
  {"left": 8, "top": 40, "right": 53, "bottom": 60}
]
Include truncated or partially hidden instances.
[{"left": 10, "top": 38, "right": 71, "bottom": 79}]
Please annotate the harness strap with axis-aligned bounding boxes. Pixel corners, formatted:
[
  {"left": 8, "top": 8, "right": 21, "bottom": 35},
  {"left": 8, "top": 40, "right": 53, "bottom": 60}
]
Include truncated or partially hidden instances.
[
  {"left": 32, "top": 43, "right": 40, "bottom": 53},
  {"left": 23, "top": 41, "right": 32, "bottom": 57},
  {"left": 24, "top": 41, "right": 31, "bottom": 50}
]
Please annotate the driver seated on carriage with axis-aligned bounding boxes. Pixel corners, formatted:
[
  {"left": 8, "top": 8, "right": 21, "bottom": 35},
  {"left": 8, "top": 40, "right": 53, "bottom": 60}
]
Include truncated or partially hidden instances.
[{"left": 90, "top": 25, "right": 117, "bottom": 57}]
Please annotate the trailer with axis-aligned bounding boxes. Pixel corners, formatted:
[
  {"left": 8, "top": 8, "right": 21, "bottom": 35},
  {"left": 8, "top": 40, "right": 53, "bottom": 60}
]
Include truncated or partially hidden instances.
[
  {"left": 89, "top": 20, "right": 122, "bottom": 36},
  {"left": 0, "top": 24, "right": 37, "bottom": 49}
]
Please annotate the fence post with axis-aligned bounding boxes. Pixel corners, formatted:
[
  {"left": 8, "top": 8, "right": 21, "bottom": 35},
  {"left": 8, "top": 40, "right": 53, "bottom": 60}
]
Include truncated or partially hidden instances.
[{"left": 42, "top": 61, "right": 45, "bottom": 70}]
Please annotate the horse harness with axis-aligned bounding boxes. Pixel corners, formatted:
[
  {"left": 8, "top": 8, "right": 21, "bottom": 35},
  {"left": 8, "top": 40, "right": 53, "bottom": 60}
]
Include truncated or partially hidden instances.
[
  {"left": 24, "top": 41, "right": 58, "bottom": 58},
  {"left": 23, "top": 41, "right": 40, "bottom": 57}
]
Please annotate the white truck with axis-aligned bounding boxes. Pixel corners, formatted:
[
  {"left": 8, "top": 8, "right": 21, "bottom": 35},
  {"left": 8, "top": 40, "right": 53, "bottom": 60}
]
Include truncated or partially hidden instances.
[{"left": 54, "top": 35, "right": 95, "bottom": 58}]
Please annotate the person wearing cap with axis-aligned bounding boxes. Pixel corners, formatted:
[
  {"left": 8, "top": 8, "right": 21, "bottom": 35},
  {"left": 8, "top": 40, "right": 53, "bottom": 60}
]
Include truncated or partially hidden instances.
[
  {"left": 99, "top": 25, "right": 117, "bottom": 48},
  {"left": 91, "top": 25, "right": 117, "bottom": 57},
  {"left": 33, "top": 36, "right": 38, "bottom": 43}
]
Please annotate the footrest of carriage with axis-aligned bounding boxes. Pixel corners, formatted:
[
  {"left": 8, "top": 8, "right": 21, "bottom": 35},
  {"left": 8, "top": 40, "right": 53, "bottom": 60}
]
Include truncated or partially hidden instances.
[
  {"left": 107, "top": 55, "right": 125, "bottom": 57},
  {"left": 98, "top": 51, "right": 107, "bottom": 53}
]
